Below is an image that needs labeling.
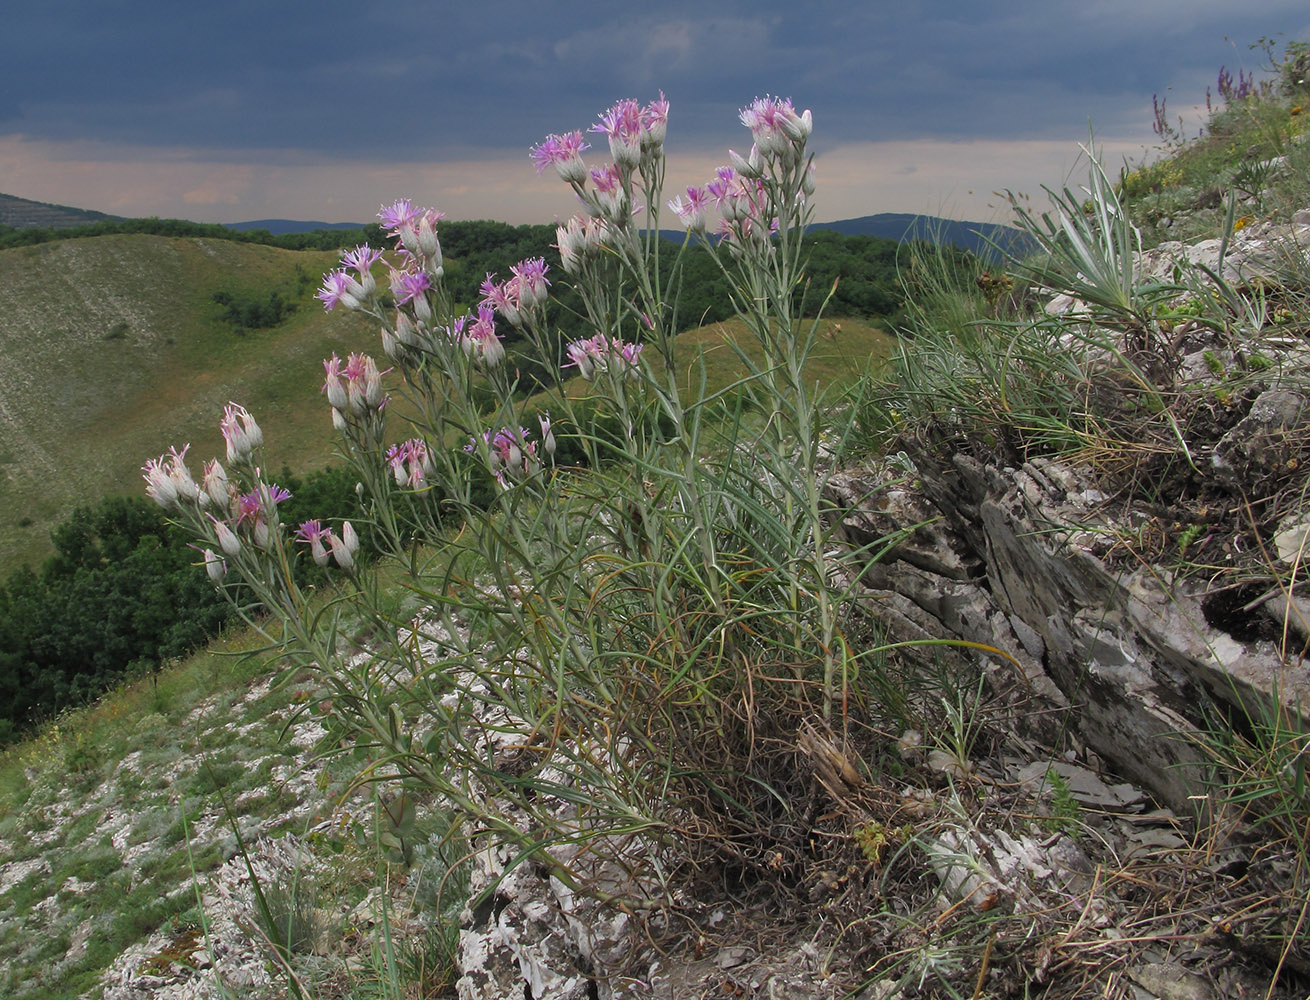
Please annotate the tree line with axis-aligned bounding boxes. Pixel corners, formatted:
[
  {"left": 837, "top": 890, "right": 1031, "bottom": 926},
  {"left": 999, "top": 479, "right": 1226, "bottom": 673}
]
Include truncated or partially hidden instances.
[
  {"left": 1, "top": 217, "right": 914, "bottom": 325},
  {"left": 0, "top": 467, "right": 372, "bottom": 743}
]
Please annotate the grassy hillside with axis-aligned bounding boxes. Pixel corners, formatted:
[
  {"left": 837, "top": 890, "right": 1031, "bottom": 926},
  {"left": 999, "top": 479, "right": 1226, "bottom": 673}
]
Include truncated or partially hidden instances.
[
  {"left": 0, "top": 192, "right": 119, "bottom": 231},
  {"left": 0, "top": 231, "right": 894, "bottom": 575},
  {"left": 0, "top": 235, "right": 377, "bottom": 572}
]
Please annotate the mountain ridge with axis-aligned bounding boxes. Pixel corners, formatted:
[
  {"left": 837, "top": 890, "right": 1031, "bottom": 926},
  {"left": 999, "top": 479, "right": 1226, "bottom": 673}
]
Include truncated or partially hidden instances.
[{"left": 1, "top": 190, "right": 1028, "bottom": 255}]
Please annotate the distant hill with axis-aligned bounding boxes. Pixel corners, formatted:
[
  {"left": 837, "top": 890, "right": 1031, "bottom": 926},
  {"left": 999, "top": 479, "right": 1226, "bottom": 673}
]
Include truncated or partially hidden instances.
[
  {"left": 4, "top": 190, "right": 1030, "bottom": 259},
  {"left": 0, "top": 192, "right": 120, "bottom": 230},
  {"left": 227, "top": 219, "right": 368, "bottom": 235},
  {"left": 227, "top": 215, "right": 1032, "bottom": 255},
  {"left": 661, "top": 213, "right": 1033, "bottom": 259},
  {"left": 810, "top": 214, "right": 1035, "bottom": 259},
  {"left": 0, "top": 234, "right": 376, "bottom": 573}
]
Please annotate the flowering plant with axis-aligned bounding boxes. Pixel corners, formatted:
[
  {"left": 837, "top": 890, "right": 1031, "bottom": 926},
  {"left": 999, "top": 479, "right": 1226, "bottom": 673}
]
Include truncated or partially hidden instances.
[{"left": 147, "top": 93, "right": 872, "bottom": 908}]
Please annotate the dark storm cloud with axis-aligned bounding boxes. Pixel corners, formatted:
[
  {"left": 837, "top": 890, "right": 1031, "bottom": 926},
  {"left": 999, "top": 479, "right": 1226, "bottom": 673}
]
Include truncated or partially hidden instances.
[{"left": 2, "top": 1, "right": 1307, "bottom": 162}]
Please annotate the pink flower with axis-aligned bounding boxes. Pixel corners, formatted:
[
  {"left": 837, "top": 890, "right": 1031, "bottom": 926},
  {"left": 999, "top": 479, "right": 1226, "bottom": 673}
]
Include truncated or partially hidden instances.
[
  {"left": 387, "top": 439, "right": 434, "bottom": 489},
  {"left": 201, "top": 459, "right": 230, "bottom": 508},
  {"left": 530, "top": 131, "right": 590, "bottom": 183},
  {"left": 480, "top": 274, "right": 521, "bottom": 326},
  {"left": 143, "top": 456, "right": 179, "bottom": 510},
  {"left": 322, "top": 354, "right": 349, "bottom": 410},
  {"left": 588, "top": 163, "right": 629, "bottom": 223},
  {"left": 511, "top": 257, "right": 550, "bottom": 309},
  {"left": 341, "top": 352, "right": 384, "bottom": 413},
  {"left": 465, "top": 305, "right": 505, "bottom": 368},
  {"left": 143, "top": 445, "right": 200, "bottom": 509},
  {"left": 668, "top": 185, "right": 712, "bottom": 233},
  {"left": 555, "top": 216, "right": 609, "bottom": 275},
  {"left": 642, "top": 92, "right": 669, "bottom": 148},
  {"left": 220, "top": 403, "right": 262, "bottom": 463},
  {"left": 235, "top": 483, "right": 290, "bottom": 524},
  {"left": 234, "top": 491, "right": 262, "bottom": 524},
  {"left": 564, "top": 333, "right": 642, "bottom": 380},
  {"left": 590, "top": 98, "right": 644, "bottom": 168},
  {"left": 738, "top": 96, "right": 810, "bottom": 161}
]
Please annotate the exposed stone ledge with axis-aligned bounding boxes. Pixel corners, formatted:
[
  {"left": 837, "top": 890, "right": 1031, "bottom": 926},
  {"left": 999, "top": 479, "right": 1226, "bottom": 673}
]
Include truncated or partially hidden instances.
[{"left": 829, "top": 451, "right": 1309, "bottom": 813}]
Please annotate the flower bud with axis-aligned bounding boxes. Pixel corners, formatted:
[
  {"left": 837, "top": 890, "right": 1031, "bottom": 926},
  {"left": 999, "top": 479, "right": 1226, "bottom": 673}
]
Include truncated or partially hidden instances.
[
  {"left": 202, "top": 460, "right": 230, "bottom": 508},
  {"left": 539, "top": 413, "right": 556, "bottom": 458},
  {"left": 729, "top": 148, "right": 762, "bottom": 179},
  {"left": 397, "top": 223, "right": 421, "bottom": 256},
  {"left": 212, "top": 517, "right": 241, "bottom": 558},
  {"left": 203, "top": 548, "right": 226, "bottom": 583},
  {"left": 394, "top": 312, "right": 419, "bottom": 347},
  {"left": 417, "top": 214, "right": 440, "bottom": 260},
  {"left": 780, "top": 108, "right": 813, "bottom": 143},
  {"left": 802, "top": 164, "right": 817, "bottom": 197},
  {"left": 328, "top": 531, "right": 354, "bottom": 570}
]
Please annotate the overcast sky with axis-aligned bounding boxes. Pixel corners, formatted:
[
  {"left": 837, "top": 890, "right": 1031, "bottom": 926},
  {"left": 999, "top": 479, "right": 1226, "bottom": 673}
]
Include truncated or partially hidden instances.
[{"left": 1, "top": 2, "right": 1307, "bottom": 227}]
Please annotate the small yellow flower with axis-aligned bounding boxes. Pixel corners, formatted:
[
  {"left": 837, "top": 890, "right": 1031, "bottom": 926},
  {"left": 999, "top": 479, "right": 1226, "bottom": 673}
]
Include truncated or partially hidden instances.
[{"left": 1233, "top": 215, "right": 1252, "bottom": 232}]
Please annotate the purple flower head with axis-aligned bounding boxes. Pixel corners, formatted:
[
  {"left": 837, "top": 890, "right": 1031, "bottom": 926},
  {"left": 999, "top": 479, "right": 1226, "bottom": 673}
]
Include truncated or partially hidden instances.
[
  {"left": 468, "top": 303, "right": 497, "bottom": 343},
  {"left": 296, "top": 519, "right": 327, "bottom": 543},
  {"left": 443, "top": 314, "right": 468, "bottom": 345},
  {"left": 296, "top": 519, "right": 331, "bottom": 567},
  {"left": 590, "top": 163, "right": 622, "bottom": 195},
  {"left": 564, "top": 333, "right": 642, "bottom": 381},
  {"left": 316, "top": 270, "right": 363, "bottom": 312},
  {"left": 391, "top": 270, "right": 431, "bottom": 306},
  {"left": 530, "top": 131, "right": 590, "bottom": 184},
  {"left": 338, "top": 352, "right": 385, "bottom": 413},
  {"left": 387, "top": 438, "right": 433, "bottom": 489},
  {"left": 341, "top": 244, "right": 382, "bottom": 276},
  {"left": 465, "top": 429, "right": 494, "bottom": 456},
  {"left": 235, "top": 491, "right": 262, "bottom": 524},
  {"left": 378, "top": 199, "right": 421, "bottom": 233},
  {"left": 232, "top": 482, "right": 289, "bottom": 525}
]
